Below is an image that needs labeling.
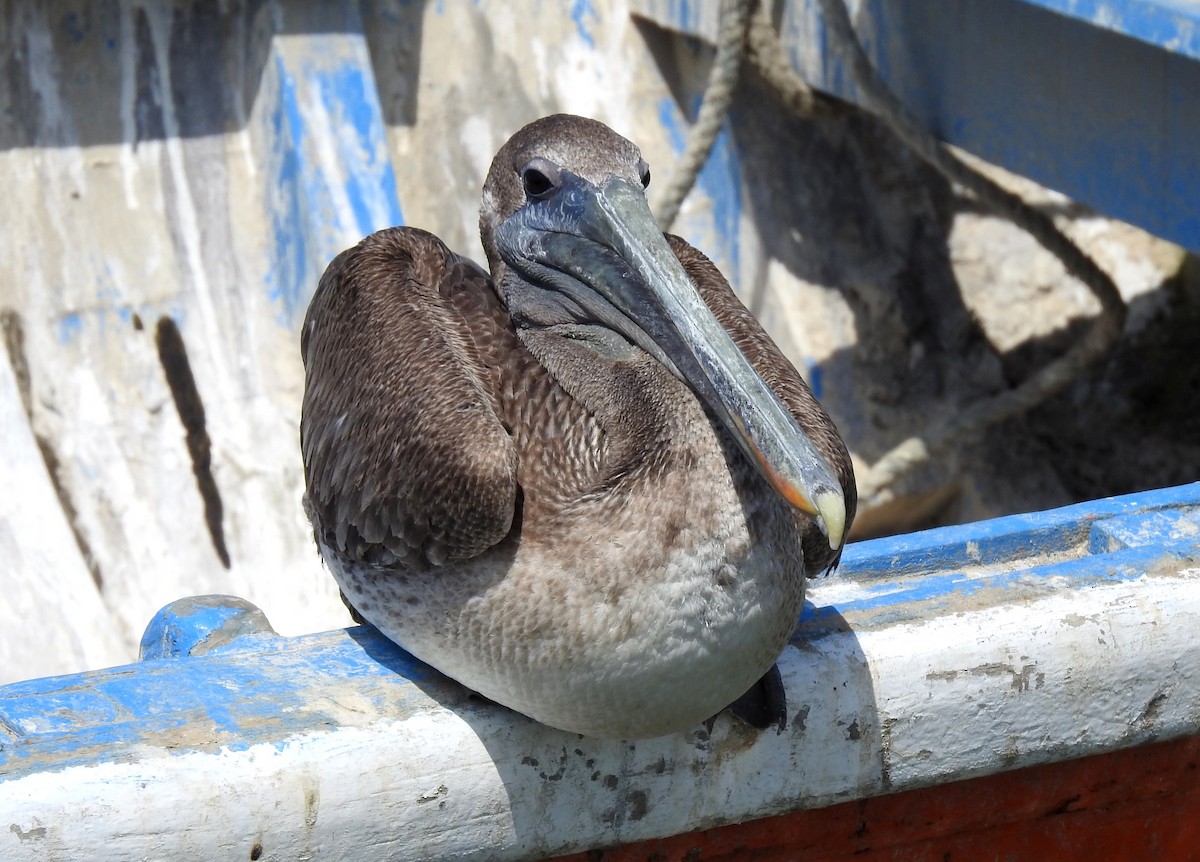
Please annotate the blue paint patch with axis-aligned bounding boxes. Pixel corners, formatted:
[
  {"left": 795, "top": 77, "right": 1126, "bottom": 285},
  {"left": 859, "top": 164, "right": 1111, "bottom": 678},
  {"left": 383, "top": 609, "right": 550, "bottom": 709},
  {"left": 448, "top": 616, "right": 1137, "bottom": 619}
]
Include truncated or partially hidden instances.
[
  {"left": 139, "top": 598, "right": 269, "bottom": 660},
  {"left": 841, "top": 481, "right": 1200, "bottom": 581},
  {"left": 807, "top": 361, "right": 824, "bottom": 399},
  {"left": 792, "top": 485, "right": 1200, "bottom": 640},
  {"left": 264, "top": 54, "right": 311, "bottom": 326},
  {"left": 658, "top": 97, "right": 687, "bottom": 153},
  {"left": 695, "top": 109, "right": 741, "bottom": 272},
  {"left": 60, "top": 11, "right": 88, "bottom": 43},
  {"left": 57, "top": 313, "right": 83, "bottom": 344},
  {"left": 800, "top": 539, "right": 1197, "bottom": 637},
  {"left": 314, "top": 64, "right": 404, "bottom": 237},
  {"left": 571, "top": 0, "right": 599, "bottom": 48},
  {"left": 0, "top": 626, "right": 462, "bottom": 776},
  {"left": 1089, "top": 507, "right": 1200, "bottom": 553},
  {"left": 656, "top": 96, "right": 742, "bottom": 271},
  {"left": 263, "top": 49, "right": 404, "bottom": 327}
]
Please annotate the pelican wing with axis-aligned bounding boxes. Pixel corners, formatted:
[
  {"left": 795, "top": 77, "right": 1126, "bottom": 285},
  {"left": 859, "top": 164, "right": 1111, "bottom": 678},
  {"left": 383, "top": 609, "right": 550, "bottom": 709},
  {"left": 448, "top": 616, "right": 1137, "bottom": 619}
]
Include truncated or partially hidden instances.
[{"left": 301, "top": 228, "right": 518, "bottom": 568}]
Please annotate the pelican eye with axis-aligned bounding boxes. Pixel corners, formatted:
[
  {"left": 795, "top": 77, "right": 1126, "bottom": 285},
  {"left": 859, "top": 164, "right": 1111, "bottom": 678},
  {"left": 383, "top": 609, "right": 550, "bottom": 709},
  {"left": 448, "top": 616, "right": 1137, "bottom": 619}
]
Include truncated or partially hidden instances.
[
  {"left": 637, "top": 158, "right": 651, "bottom": 188},
  {"left": 521, "top": 167, "right": 555, "bottom": 200}
]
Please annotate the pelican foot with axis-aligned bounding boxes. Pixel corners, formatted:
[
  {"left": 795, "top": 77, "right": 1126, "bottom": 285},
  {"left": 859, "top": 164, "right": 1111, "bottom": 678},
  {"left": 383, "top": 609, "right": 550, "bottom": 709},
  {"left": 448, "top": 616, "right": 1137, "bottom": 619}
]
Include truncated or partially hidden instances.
[
  {"left": 726, "top": 664, "right": 787, "bottom": 733},
  {"left": 340, "top": 590, "right": 369, "bottom": 626}
]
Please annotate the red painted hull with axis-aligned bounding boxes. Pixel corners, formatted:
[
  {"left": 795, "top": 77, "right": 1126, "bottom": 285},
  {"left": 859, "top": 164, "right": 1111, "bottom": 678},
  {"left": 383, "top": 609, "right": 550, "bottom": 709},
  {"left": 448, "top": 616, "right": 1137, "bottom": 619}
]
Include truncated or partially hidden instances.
[{"left": 555, "top": 734, "right": 1200, "bottom": 861}]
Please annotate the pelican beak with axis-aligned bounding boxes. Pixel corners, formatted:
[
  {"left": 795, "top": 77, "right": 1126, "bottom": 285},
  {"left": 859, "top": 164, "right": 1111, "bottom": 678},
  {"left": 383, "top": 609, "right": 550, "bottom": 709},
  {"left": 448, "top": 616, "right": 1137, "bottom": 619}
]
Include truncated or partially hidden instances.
[{"left": 498, "top": 174, "right": 846, "bottom": 550}]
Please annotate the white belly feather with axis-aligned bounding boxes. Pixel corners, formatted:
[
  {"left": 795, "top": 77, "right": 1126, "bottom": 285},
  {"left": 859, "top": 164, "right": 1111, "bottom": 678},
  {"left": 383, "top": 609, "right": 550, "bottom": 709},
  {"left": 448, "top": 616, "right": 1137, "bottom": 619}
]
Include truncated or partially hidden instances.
[{"left": 328, "top": 480, "right": 804, "bottom": 739}]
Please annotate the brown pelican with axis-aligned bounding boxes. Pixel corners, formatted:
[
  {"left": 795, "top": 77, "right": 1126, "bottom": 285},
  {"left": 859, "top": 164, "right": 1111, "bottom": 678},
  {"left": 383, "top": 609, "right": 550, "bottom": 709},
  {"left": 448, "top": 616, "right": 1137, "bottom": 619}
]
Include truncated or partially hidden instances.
[{"left": 301, "top": 114, "right": 855, "bottom": 739}]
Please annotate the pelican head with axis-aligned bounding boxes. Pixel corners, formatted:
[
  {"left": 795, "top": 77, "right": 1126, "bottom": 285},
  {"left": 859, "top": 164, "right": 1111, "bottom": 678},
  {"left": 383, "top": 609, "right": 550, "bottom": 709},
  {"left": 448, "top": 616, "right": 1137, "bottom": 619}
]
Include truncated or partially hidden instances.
[{"left": 477, "top": 114, "right": 846, "bottom": 551}]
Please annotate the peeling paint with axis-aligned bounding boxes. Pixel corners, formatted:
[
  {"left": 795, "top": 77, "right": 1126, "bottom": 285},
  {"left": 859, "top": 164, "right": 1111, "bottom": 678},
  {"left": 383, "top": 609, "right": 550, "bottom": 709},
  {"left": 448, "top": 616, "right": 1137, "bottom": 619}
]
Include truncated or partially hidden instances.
[{"left": 571, "top": 0, "right": 600, "bottom": 47}]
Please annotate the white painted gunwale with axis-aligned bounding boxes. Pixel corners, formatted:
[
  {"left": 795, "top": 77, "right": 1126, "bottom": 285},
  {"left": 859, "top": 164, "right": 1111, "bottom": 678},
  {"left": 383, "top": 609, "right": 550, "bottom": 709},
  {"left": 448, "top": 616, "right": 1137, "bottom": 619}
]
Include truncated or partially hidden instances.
[{"left": 3, "top": 487, "right": 1199, "bottom": 860}]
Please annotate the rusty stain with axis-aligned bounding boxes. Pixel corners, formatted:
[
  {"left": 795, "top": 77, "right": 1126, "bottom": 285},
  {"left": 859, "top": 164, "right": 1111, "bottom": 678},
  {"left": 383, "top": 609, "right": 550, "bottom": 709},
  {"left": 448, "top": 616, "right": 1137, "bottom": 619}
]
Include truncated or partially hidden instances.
[
  {"left": 792, "top": 703, "right": 810, "bottom": 733},
  {"left": 1134, "top": 692, "right": 1168, "bottom": 728},
  {"left": 8, "top": 823, "right": 46, "bottom": 842},
  {"left": 627, "top": 790, "right": 648, "bottom": 821},
  {"left": 1011, "top": 664, "right": 1041, "bottom": 692},
  {"left": 534, "top": 747, "right": 569, "bottom": 781},
  {"left": 304, "top": 785, "right": 319, "bottom": 828},
  {"left": 417, "top": 784, "right": 447, "bottom": 803},
  {"left": 927, "top": 662, "right": 1043, "bottom": 692}
]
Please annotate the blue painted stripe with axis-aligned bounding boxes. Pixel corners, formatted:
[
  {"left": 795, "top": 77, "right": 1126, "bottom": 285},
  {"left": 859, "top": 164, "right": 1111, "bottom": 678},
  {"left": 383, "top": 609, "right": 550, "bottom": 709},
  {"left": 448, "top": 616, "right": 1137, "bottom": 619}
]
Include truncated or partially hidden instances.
[
  {"left": 659, "top": 97, "right": 687, "bottom": 153},
  {"left": 697, "top": 117, "right": 741, "bottom": 273},
  {"left": 1025, "top": 0, "right": 1200, "bottom": 61},
  {"left": 0, "top": 627, "right": 444, "bottom": 775},
  {"left": 264, "top": 53, "right": 312, "bottom": 326},
  {"left": 803, "top": 539, "right": 1198, "bottom": 637},
  {"left": 840, "top": 482, "right": 1200, "bottom": 578}
]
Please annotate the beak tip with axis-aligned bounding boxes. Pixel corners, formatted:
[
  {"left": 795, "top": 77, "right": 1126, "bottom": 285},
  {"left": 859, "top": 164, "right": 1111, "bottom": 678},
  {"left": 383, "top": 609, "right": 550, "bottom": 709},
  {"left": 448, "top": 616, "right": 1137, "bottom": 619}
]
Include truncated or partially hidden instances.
[{"left": 815, "top": 487, "right": 847, "bottom": 552}]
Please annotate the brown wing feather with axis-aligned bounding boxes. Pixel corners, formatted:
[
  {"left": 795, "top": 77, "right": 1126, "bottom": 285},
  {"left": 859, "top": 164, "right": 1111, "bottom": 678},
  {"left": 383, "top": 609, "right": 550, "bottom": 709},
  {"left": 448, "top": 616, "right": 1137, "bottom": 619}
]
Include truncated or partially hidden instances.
[
  {"left": 301, "top": 227, "right": 518, "bottom": 569},
  {"left": 666, "top": 235, "right": 858, "bottom": 573}
]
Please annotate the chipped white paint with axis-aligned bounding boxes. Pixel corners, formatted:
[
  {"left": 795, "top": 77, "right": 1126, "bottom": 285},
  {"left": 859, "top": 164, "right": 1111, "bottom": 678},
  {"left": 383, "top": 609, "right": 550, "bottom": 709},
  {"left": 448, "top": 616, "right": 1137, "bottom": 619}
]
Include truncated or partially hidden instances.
[{"left": 0, "top": 347, "right": 128, "bottom": 678}]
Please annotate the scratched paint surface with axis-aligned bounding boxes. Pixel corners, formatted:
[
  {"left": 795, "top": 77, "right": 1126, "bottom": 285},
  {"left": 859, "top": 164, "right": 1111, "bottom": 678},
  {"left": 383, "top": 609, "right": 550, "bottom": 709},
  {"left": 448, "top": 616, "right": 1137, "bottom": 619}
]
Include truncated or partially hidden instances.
[{"left": 265, "top": 30, "right": 405, "bottom": 323}]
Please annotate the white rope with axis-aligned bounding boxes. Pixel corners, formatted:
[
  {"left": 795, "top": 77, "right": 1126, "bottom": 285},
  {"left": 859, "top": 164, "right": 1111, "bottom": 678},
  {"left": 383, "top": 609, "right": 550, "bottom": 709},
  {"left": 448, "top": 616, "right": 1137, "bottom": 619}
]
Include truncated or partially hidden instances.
[
  {"left": 769, "top": 0, "right": 1127, "bottom": 503},
  {"left": 653, "top": 0, "right": 754, "bottom": 231}
]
